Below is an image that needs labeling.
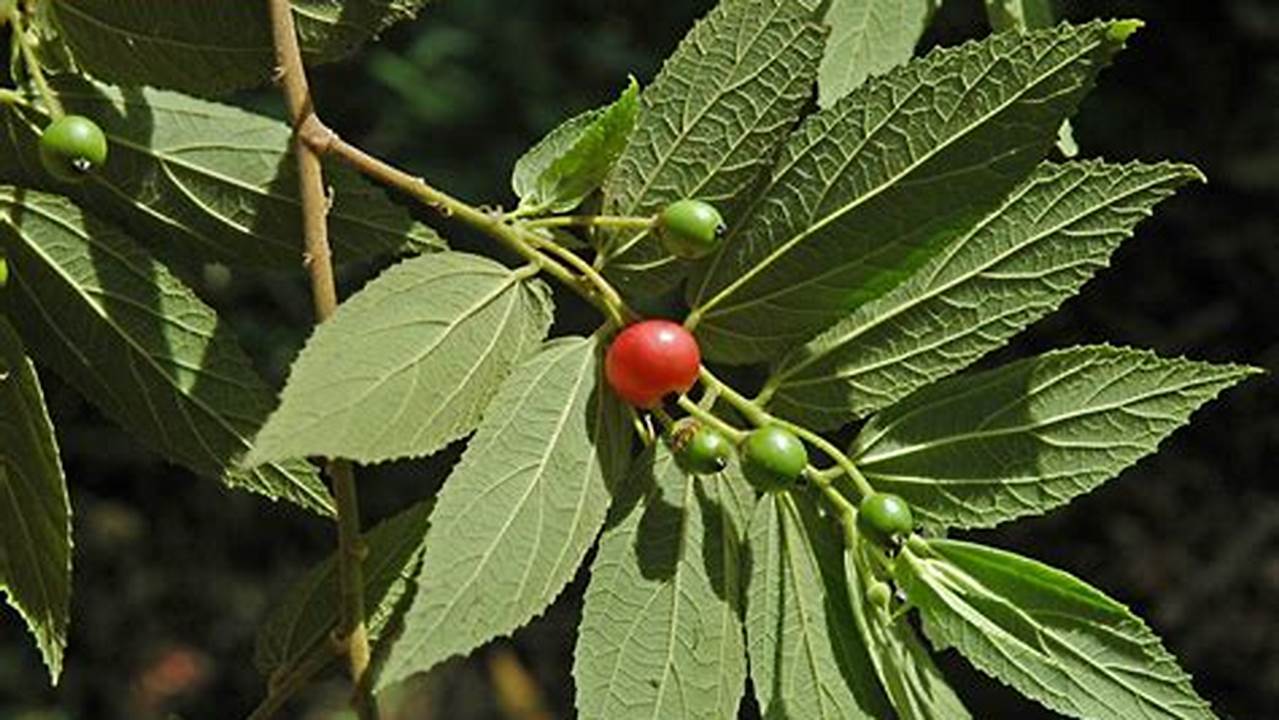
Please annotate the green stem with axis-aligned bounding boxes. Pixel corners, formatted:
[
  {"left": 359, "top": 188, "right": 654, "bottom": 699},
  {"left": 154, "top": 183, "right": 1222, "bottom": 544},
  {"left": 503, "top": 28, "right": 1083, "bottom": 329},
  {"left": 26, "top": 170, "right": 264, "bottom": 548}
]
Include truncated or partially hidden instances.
[
  {"left": 523, "top": 231, "right": 632, "bottom": 326},
  {"left": 676, "top": 395, "right": 746, "bottom": 443},
  {"left": 697, "top": 365, "right": 875, "bottom": 501},
  {"left": 9, "top": 5, "right": 63, "bottom": 119},
  {"left": 522, "top": 214, "right": 656, "bottom": 232}
]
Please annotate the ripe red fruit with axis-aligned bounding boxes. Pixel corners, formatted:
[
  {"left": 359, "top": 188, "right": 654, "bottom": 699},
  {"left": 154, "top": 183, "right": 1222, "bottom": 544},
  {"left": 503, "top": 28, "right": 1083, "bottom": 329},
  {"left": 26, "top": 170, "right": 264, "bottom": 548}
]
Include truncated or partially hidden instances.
[{"left": 605, "top": 320, "right": 700, "bottom": 408}]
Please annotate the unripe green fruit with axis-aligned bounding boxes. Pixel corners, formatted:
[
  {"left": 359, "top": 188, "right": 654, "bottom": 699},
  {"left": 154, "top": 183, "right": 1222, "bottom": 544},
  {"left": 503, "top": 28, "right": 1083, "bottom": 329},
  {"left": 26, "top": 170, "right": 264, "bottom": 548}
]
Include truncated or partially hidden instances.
[
  {"left": 657, "top": 199, "right": 725, "bottom": 259},
  {"left": 866, "top": 581, "right": 893, "bottom": 610},
  {"left": 39, "top": 115, "right": 108, "bottom": 183},
  {"left": 740, "top": 426, "right": 807, "bottom": 492},
  {"left": 0, "top": 256, "right": 8, "bottom": 289},
  {"left": 673, "top": 422, "right": 733, "bottom": 475},
  {"left": 858, "top": 492, "right": 914, "bottom": 544}
]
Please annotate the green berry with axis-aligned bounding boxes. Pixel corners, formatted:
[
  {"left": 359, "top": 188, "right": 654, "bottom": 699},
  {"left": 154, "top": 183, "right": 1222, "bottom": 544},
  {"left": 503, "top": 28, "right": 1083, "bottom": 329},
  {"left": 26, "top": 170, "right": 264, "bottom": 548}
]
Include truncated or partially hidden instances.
[
  {"left": 0, "top": 255, "right": 8, "bottom": 289},
  {"left": 858, "top": 493, "right": 914, "bottom": 544},
  {"left": 39, "top": 115, "right": 108, "bottom": 183},
  {"left": 740, "top": 426, "right": 807, "bottom": 492},
  {"left": 673, "top": 421, "right": 733, "bottom": 474},
  {"left": 657, "top": 199, "right": 725, "bottom": 259},
  {"left": 866, "top": 581, "right": 893, "bottom": 610}
]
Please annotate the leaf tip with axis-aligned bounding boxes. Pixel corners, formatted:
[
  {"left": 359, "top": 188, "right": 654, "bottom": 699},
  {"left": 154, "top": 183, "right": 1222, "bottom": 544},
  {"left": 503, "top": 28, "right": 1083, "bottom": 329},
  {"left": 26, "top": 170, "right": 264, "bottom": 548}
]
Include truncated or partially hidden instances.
[{"left": 1106, "top": 19, "right": 1144, "bottom": 47}]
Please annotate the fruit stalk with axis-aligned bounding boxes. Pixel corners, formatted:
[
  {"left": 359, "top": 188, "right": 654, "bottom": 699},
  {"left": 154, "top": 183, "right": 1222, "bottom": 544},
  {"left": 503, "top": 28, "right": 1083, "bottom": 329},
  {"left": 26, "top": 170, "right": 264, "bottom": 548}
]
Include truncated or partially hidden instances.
[
  {"left": 8, "top": 2, "right": 64, "bottom": 118},
  {"left": 264, "top": 1, "right": 377, "bottom": 718}
]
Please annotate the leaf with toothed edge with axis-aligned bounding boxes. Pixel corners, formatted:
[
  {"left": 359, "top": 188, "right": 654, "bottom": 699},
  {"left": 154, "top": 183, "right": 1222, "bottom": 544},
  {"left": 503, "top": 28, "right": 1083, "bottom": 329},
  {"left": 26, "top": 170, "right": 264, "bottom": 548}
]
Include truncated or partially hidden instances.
[
  {"left": 688, "top": 20, "right": 1143, "bottom": 365},
  {"left": 247, "top": 251, "right": 554, "bottom": 466},
  {"left": 599, "top": 0, "right": 827, "bottom": 299},
  {"left": 0, "top": 317, "right": 72, "bottom": 685},
  {"left": 573, "top": 444, "right": 754, "bottom": 720},
  {"left": 764, "top": 160, "right": 1205, "bottom": 429},
  {"left": 851, "top": 345, "right": 1261, "bottom": 530},
  {"left": 0, "top": 188, "right": 333, "bottom": 516},
  {"left": 896, "top": 539, "right": 1218, "bottom": 719},
  {"left": 376, "top": 335, "right": 631, "bottom": 691}
]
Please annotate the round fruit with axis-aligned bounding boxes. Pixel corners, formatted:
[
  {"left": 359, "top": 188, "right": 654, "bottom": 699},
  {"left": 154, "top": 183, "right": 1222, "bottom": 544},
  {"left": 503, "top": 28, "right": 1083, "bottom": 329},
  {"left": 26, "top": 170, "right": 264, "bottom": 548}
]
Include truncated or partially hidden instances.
[
  {"left": 657, "top": 199, "right": 725, "bottom": 259},
  {"left": 740, "top": 426, "right": 807, "bottom": 491},
  {"left": 857, "top": 493, "right": 914, "bottom": 543},
  {"left": 0, "top": 256, "right": 8, "bottom": 289},
  {"left": 866, "top": 581, "right": 893, "bottom": 610},
  {"left": 605, "top": 319, "right": 700, "bottom": 408},
  {"left": 39, "top": 115, "right": 108, "bottom": 182},
  {"left": 677, "top": 425, "right": 733, "bottom": 474}
]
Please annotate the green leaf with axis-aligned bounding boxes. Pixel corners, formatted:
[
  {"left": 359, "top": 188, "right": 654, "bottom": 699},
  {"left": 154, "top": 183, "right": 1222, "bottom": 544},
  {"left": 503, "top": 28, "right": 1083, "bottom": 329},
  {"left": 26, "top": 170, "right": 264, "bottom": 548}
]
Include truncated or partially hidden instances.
[
  {"left": 599, "top": 0, "right": 826, "bottom": 298},
  {"left": 378, "top": 335, "right": 632, "bottom": 690},
  {"left": 0, "top": 80, "right": 443, "bottom": 270},
  {"left": 764, "top": 161, "right": 1203, "bottom": 428},
  {"left": 0, "top": 317, "right": 71, "bottom": 684},
  {"left": 845, "top": 538, "right": 969, "bottom": 720},
  {"left": 818, "top": 0, "right": 941, "bottom": 108},
  {"left": 574, "top": 444, "right": 753, "bottom": 720},
  {"left": 0, "top": 188, "right": 333, "bottom": 516},
  {"left": 985, "top": 0, "right": 1054, "bottom": 32},
  {"left": 49, "top": 0, "right": 430, "bottom": 95},
  {"left": 248, "top": 252, "right": 553, "bottom": 466},
  {"left": 852, "top": 346, "right": 1260, "bottom": 530},
  {"left": 746, "top": 491, "right": 887, "bottom": 719},
  {"left": 897, "top": 539, "right": 1216, "bottom": 720},
  {"left": 513, "top": 78, "right": 639, "bottom": 215},
  {"left": 983, "top": 0, "right": 1079, "bottom": 157},
  {"left": 254, "top": 498, "right": 434, "bottom": 678},
  {"left": 687, "top": 20, "right": 1140, "bottom": 364}
]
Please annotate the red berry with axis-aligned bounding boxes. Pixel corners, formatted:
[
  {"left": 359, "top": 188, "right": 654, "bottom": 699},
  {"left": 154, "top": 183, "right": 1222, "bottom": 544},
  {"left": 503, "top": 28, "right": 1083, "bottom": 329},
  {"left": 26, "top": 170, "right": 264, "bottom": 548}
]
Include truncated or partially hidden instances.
[{"left": 605, "top": 320, "right": 700, "bottom": 408}]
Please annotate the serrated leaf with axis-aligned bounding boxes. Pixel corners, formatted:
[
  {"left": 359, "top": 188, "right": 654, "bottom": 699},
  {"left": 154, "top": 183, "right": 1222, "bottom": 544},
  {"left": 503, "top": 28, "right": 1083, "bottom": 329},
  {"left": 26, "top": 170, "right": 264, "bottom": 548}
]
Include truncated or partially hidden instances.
[
  {"left": 513, "top": 78, "right": 639, "bottom": 215},
  {"left": 845, "top": 537, "right": 968, "bottom": 720},
  {"left": 0, "top": 80, "right": 443, "bottom": 270},
  {"left": 0, "top": 317, "right": 71, "bottom": 684},
  {"left": 747, "top": 491, "right": 886, "bottom": 719},
  {"left": 249, "top": 252, "right": 553, "bottom": 466},
  {"left": 851, "top": 346, "right": 1260, "bottom": 529},
  {"left": 817, "top": 0, "right": 942, "bottom": 107},
  {"left": 49, "top": 0, "right": 429, "bottom": 95},
  {"left": 0, "top": 188, "right": 333, "bottom": 516},
  {"left": 897, "top": 539, "right": 1216, "bottom": 720},
  {"left": 688, "top": 20, "right": 1139, "bottom": 364},
  {"left": 599, "top": 0, "right": 826, "bottom": 299},
  {"left": 764, "top": 161, "right": 1203, "bottom": 428},
  {"left": 574, "top": 444, "right": 752, "bottom": 720},
  {"left": 983, "top": 1, "right": 1079, "bottom": 157},
  {"left": 254, "top": 498, "right": 434, "bottom": 678},
  {"left": 377, "top": 335, "right": 632, "bottom": 690}
]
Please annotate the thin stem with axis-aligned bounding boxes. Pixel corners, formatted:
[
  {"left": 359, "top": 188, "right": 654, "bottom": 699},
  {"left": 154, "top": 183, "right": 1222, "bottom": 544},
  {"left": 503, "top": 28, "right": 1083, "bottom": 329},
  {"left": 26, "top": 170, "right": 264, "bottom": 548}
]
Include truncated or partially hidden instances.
[
  {"left": 265, "top": 1, "right": 376, "bottom": 718},
  {"left": 676, "top": 395, "right": 746, "bottom": 443},
  {"left": 9, "top": 6, "right": 63, "bottom": 118},
  {"left": 297, "top": 123, "right": 634, "bottom": 326},
  {"left": 522, "top": 214, "right": 656, "bottom": 232},
  {"left": 524, "top": 232, "right": 631, "bottom": 326},
  {"left": 697, "top": 365, "right": 875, "bottom": 501}
]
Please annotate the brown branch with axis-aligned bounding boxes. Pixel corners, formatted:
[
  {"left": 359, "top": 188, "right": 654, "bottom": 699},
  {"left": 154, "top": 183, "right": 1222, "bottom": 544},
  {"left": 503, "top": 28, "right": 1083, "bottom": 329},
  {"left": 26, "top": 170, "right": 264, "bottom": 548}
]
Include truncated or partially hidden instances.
[{"left": 264, "top": 1, "right": 376, "bottom": 718}]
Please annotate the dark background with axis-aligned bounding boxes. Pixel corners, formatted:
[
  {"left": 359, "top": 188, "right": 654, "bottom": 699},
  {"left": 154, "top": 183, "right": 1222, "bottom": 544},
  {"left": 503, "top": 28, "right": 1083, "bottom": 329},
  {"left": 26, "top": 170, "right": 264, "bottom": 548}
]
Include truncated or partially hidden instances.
[{"left": 1, "top": 0, "right": 1276, "bottom": 718}]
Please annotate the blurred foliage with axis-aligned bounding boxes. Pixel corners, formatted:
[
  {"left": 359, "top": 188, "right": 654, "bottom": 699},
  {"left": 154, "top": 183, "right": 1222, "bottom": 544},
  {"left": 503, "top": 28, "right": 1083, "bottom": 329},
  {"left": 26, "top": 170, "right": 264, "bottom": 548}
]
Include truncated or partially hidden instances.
[{"left": 1, "top": 1, "right": 1276, "bottom": 718}]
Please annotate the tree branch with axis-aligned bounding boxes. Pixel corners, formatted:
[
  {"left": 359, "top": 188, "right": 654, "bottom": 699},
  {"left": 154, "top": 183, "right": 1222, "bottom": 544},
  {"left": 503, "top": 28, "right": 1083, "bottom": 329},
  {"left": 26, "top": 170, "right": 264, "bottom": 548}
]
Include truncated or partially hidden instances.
[{"left": 264, "top": 1, "right": 376, "bottom": 718}]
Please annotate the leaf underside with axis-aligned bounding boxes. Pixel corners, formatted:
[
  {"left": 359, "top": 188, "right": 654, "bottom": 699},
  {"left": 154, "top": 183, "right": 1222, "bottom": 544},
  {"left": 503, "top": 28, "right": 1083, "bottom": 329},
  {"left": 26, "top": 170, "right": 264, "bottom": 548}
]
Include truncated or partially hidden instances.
[
  {"left": 766, "top": 160, "right": 1204, "bottom": 428},
  {"left": 249, "top": 252, "right": 553, "bottom": 466},
  {"left": 817, "top": 0, "right": 941, "bottom": 108},
  {"left": 688, "top": 20, "right": 1137, "bottom": 365},
  {"left": 0, "top": 317, "right": 72, "bottom": 684},
  {"left": 851, "top": 345, "right": 1260, "bottom": 529},
  {"left": 898, "top": 539, "right": 1216, "bottom": 720},
  {"left": 0, "top": 188, "right": 333, "bottom": 516},
  {"left": 377, "top": 335, "right": 631, "bottom": 691},
  {"left": 574, "top": 444, "right": 753, "bottom": 720}
]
